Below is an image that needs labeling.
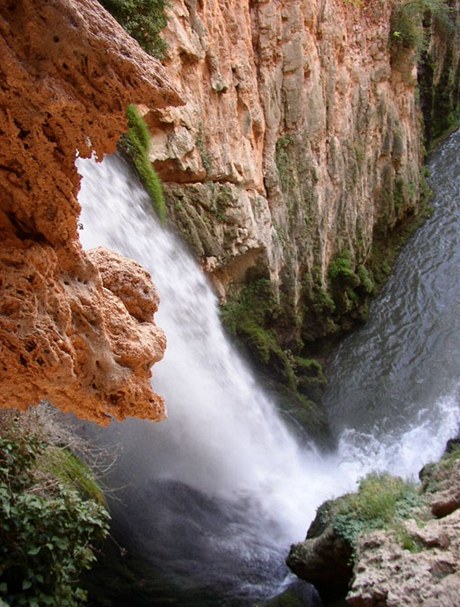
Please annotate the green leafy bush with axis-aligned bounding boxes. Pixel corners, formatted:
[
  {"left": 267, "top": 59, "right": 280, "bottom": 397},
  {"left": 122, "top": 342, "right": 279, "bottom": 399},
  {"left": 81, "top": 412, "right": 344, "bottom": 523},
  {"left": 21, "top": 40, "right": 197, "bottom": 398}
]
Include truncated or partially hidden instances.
[
  {"left": 99, "top": 0, "right": 167, "bottom": 58},
  {"left": 120, "top": 105, "right": 167, "bottom": 223},
  {"left": 0, "top": 421, "right": 109, "bottom": 606}
]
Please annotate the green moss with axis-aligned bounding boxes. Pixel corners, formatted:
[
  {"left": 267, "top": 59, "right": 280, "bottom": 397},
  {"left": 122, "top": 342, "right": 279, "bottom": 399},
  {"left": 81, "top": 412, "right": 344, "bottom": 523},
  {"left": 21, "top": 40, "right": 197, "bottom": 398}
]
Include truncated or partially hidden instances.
[
  {"left": 390, "top": 0, "right": 452, "bottom": 56},
  {"left": 38, "top": 447, "right": 106, "bottom": 507},
  {"left": 332, "top": 473, "right": 423, "bottom": 547},
  {"left": 396, "top": 527, "right": 424, "bottom": 553},
  {"left": 356, "top": 265, "right": 374, "bottom": 294},
  {"left": 99, "top": 0, "right": 168, "bottom": 59},
  {"left": 220, "top": 280, "right": 330, "bottom": 439},
  {"left": 420, "top": 444, "right": 460, "bottom": 493},
  {"left": 120, "top": 105, "right": 167, "bottom": 223},
  {"left": 221, "top": 280, "right": 296, "bottom": 385},
  {"left": 328, "top": 250, "right": 359, "bottom": 286},
  {"left": 275, "top": 136, "right": 295, "bottom": 192}
]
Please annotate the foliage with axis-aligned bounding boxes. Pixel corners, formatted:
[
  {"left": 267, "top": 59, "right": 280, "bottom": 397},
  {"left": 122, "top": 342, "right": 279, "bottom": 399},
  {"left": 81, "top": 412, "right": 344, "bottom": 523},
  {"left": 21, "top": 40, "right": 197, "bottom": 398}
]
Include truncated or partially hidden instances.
[
  {"left": 328, "top": 250, "right": 359, "bottom": 285},
  {"left": 38, "top": 447, "right": 106, "bottom": 507},
  {"left": 420, "top": 443, "right": 460, "bottom": 493},
  {"left": 275, "top": 136, "right": 295, "bottom": 192},
  {"left": 120, "top": 105, "right": 167, "bottom": 223},
  {"left": 327, "top": 250, "right": 373, "bottom": 318},
  {"left": 99, "top": 0, "right": 168, "bottom": 58},
  {"left": 391, "top": 0, "right": 453, "bottom": 54},
  {"left": 220, "top": 280, "right": 330, "bottom": 438},
  {"left": 356, "top": 265, "right": 374, "bottom": 294},
  {"left": 332, "top": 473, "right": 423, "bottom": 547},
  {"left": 0, "top": 419, "right": 109, "bottom": 606},
  {"left": 220, "top": 280, "right": 288, "bottom": 370}
]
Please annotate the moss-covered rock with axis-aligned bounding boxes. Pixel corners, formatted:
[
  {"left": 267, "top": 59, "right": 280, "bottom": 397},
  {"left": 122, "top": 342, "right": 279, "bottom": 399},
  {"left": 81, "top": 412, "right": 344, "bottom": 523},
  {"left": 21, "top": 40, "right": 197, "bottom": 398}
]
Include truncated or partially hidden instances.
[
  {"left": 120, "top": 105, "right": 167, "bottom": 222},
  {"left": 288, "top": 438, "right": 460, "bottom": 604},
  {"left": 220, "top": 279, "right": 331, "bottom": 439}
]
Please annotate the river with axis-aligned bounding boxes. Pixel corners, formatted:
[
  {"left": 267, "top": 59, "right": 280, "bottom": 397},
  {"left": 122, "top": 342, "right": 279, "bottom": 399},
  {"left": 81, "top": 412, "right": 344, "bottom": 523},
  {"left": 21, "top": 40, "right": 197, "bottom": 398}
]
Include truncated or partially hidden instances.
[{"left": 76, "top": 129, "right": 460, "bottom": 605}]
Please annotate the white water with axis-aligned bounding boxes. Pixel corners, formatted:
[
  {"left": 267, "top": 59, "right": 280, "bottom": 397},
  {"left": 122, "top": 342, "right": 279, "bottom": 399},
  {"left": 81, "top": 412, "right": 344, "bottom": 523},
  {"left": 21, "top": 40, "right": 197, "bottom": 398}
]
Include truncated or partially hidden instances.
[{"left": 76, "top": 152, "right": 460, "bottom": 601}]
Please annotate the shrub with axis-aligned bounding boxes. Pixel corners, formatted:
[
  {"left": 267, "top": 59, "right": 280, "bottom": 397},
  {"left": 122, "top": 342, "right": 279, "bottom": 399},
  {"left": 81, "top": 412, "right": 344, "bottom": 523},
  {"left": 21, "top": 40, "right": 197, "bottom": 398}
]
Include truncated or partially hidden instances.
[
  {"left": 328, "top": 250, "right": 359, "bottom": 285},
  {"left": 356, "top": 265, "right": 374, "bottom": 294},
  {"left": 0, "top": 416, "right": 109, "bottom": 606},
  {"left": 120, "top": 105, "right": 167, "bottom": 223},
  {"left": 99, "top": 0, "right": 168, "bottom": 59}
]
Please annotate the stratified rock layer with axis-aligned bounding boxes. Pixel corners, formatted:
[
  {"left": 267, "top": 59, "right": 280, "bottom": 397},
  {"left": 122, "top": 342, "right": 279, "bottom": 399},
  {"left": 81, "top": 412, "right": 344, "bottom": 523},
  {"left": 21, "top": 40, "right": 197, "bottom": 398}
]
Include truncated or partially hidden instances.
[{"left": 0, "top": 0, "right": 182, "bottom": 424}]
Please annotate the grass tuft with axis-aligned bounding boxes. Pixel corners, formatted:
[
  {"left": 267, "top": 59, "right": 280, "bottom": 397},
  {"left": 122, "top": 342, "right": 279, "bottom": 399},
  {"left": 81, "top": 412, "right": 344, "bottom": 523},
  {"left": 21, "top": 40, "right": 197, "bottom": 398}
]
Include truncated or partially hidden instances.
[{"left": 120, "top": 105, "right": 167, "bottom": 223}]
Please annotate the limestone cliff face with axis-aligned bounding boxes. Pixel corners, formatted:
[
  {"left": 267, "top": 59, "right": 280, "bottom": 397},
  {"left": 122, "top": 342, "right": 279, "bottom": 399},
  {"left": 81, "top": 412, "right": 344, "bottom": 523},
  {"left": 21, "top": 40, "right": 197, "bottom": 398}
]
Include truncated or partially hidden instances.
[
  {"left": 150, "top": 0, "right": 424, "bottom": 310},
  {"left": 0, "top": 0, "right": 181, "bottom": 424}
]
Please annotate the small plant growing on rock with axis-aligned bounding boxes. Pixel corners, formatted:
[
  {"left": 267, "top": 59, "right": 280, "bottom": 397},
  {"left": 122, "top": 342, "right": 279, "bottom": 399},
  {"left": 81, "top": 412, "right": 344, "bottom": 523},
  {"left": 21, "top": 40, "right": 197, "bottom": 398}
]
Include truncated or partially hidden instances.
[
  {"left": 332, "top": 473, "right": 423, "bottom": 546},
  {"left": 120, "top": 104, "right": 167, "bottom": 223},
  {"left": 391, "top": 0, "right": 453, "bottom": 55},
  {"left": 0, "top": 411, "right": 109, "bottom": 606}
]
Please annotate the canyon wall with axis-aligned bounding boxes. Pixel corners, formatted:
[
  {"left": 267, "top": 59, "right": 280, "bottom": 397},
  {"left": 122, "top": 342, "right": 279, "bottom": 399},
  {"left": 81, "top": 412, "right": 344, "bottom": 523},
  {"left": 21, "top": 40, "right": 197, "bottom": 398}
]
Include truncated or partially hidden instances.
[
  {"left": 0, "top": 0, "right": 182, "bottom": 424},
  {"left": 145, "top": 0, "right": 460, "bottom": 422},
  {"left": 152, "top": 0, "right": 422, "bottom": 316}
]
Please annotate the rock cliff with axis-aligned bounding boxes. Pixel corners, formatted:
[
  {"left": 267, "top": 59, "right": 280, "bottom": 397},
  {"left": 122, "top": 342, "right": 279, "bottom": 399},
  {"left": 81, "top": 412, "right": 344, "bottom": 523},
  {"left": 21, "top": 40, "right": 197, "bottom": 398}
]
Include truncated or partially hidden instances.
[
  {"left": 0, "top": 0, "right": 182, "bottom": 424},
  {"left": 145, "top": 0, "right": 460, "bottom": 423},
  {"left": 153, "top": 0, "right": 424, "bottom": 312}
]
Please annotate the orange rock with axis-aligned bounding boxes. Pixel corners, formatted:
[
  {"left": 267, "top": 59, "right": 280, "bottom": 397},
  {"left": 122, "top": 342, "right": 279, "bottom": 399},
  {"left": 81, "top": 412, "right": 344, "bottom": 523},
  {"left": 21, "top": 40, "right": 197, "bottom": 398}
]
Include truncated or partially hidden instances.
[{"left": 0, "top": 0, "right": 182, "bottom": 424}]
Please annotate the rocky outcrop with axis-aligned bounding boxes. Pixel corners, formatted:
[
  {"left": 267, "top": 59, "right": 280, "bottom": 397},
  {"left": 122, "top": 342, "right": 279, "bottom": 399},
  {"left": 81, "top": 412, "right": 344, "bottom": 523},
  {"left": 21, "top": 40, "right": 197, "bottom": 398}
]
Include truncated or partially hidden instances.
[
  {"left": 0, "top": 0, "right": 182, "bottom": 423},
  {"left": 347, "top": 513, "right": 460, "bottom": 607},
  {"left": 287, "top": 502, "right": 353, "bottom": 602},
  {"left": 287, "top": 447, "right": 460, "bottom": 606}
]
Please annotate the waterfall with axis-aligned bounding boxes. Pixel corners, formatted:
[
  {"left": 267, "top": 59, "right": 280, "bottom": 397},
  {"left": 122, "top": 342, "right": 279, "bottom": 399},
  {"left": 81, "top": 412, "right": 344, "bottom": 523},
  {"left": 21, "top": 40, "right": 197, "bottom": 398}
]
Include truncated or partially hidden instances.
[{"left": 76, "top": 138, "right": 460, "bottom": 602}]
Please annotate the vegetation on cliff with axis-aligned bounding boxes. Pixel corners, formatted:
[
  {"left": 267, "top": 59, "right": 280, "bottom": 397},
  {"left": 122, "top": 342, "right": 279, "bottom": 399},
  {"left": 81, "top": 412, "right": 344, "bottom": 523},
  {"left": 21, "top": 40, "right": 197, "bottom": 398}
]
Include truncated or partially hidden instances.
[
  {"left": 120, "top": 105, "right": 167, "bottom": 222},
  {"left": 389, "top": 0, "right": 460, "bottom": 146},
  {"left": 0, "top": 407, "right": 109, "bottom": 607},
  {"left": 98, "top": 0, "right": 168, "bottom": 58},
  {"left": 331, "top": 473, "right": 423, "bottom": 549},
  {"left": 220, "top": 279, "right": 329, "bottom": 439},
  {"left": 391, "top": 0, "right": 453, "bottom": 54}
]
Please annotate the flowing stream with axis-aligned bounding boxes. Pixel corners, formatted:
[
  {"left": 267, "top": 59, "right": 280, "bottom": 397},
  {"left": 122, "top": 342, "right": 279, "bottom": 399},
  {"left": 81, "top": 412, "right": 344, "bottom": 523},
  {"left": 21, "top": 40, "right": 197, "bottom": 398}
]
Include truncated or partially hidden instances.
[{"left": 76, "top": 130, "right": 460, "bottom": 605}]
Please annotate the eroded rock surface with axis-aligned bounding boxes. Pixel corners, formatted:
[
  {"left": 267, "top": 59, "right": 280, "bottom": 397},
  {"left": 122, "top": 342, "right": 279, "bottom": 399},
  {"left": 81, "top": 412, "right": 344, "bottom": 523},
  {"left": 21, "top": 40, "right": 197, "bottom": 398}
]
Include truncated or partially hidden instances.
[
  {"left": 0, "top": 0, "right": 182, "bottom": 423},
  {"left": 288, "top": 450, "right": 460, "bottom": 606},
  {"left": 153, "top": 0, "right": 423, "bottom": 298},
  {"left": 147, "top": 0, "right": 460, "bottom": 361}
]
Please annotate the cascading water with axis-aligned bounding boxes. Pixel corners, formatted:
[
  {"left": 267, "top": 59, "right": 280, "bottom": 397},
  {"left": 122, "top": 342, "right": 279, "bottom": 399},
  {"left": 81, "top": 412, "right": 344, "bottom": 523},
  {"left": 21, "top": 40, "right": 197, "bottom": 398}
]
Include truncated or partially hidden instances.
[
  {"left": 76, "top": 130, "right": 460, "bottom": 605},
  {"left": 76, "top": 154, "right": 349, "bottom": 605}
]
